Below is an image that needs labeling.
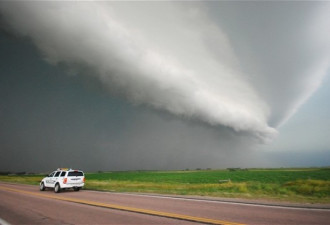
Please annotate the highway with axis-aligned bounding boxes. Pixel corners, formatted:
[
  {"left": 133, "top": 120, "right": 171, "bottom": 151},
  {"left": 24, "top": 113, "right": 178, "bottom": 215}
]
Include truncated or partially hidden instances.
[{"left": 0, "top": 182, "right": 329, "bottom": 225}]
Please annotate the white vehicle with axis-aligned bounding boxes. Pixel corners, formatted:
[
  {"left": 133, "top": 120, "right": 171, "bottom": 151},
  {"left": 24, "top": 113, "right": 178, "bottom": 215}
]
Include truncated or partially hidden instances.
[{"left": 40, "top": 168, "right": 85, "bottom": 193}]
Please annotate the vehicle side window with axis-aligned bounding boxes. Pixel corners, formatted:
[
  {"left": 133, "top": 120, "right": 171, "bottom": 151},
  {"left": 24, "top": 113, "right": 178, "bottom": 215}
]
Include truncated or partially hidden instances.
[
  {"left": 49, "top": 172, "right": 55, "bottom": 177},
  {"left": 60, "top": 172, "right": 66, "bottom": 177},
  {"left": 54, "top": 171, "right": 61, "bottom": 177}
]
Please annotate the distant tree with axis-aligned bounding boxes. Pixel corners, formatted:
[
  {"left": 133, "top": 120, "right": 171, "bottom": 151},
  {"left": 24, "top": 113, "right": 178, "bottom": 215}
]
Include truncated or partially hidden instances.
[
  {"left": 0, "top": 171, "right": 10, "bottom": 175},
  {"left": 15, "top": 172, "right": 26, "bottom": 175},
  {"left": 227, "top": 168, "right": 241, "bottom": 172}
]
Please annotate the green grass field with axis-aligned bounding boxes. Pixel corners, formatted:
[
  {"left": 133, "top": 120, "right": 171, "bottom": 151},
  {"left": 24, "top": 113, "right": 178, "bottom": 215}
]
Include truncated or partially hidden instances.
[{"left": 1, "top": 168, "right": 330, "bottom": 203}]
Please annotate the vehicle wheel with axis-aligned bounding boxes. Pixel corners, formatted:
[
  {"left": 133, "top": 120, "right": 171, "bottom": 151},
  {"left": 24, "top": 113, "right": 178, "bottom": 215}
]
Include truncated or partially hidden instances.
[
  {"left": 40, "top": 182, "right": 45, "bottom": 191},
  {"left": 73, "top": 187, "right": 80, "bottom": 191},
  {"left": 54, "top": 183, "right": 61, "bottom": 193}
]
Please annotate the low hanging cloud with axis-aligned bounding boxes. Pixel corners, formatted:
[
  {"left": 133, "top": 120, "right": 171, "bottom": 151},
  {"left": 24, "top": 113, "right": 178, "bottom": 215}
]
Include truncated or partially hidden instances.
[{"left": 0, "top": 2, "right": 329, "bottom": 143}]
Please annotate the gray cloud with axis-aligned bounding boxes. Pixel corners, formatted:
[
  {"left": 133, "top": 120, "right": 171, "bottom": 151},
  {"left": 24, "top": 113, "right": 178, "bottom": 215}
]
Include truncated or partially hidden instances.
[{"left": 0, "top": 2, "right": 279, "bottom": 141}]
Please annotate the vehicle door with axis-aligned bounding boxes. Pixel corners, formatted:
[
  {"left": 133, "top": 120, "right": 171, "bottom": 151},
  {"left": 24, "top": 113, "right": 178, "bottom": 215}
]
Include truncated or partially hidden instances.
[
  {"left": 50, "top": 171, "right": 61, "bottom": 187},
  {"left": 60, "top": 171, "right": 67, "bottom": 184},
  {"left": 44, "top": 171, "right": 55, "bottom": 187}
]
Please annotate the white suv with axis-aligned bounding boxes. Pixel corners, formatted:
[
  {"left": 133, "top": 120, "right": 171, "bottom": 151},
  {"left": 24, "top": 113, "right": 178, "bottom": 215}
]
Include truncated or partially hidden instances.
[{"left": 40, "top": 168, "right": 85, "bottom": 193}]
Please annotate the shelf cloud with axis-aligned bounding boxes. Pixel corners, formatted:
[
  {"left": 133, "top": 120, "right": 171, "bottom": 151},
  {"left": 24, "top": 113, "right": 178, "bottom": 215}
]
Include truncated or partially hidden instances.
[{"left": 1, "top": 2, "right": 329, "bottom": 144}]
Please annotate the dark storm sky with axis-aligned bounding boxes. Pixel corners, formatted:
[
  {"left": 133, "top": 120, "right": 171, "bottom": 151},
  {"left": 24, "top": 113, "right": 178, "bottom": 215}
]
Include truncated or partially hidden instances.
[{"left": 1, "top": 2, "right": 330, "bottom": 172}]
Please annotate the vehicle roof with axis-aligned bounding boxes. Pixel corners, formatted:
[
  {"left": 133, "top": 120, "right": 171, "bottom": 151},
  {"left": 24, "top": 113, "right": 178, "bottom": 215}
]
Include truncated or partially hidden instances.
[{"left": 56, "top": 168, "right": 83, "bottom": 172}]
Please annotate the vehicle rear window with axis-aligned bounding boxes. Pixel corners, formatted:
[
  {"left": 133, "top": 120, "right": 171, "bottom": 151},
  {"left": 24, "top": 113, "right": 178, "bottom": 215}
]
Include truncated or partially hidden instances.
[{"left": 68, "top": 171, "right": 84, "bottom": 177}]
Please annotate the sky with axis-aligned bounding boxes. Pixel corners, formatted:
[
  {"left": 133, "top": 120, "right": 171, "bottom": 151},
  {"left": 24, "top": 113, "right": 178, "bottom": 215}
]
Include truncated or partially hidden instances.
[{"left": 0, "top": 2, "right": 329, "bottom": 172}]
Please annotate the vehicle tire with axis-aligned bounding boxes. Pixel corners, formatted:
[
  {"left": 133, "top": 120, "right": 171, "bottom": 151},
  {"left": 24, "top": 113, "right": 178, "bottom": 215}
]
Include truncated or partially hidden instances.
[
  {"left": 73, "top": 187, "right": 80, "bottom": 191},
  {"left": 40, "top": 182, "right": 45, "bottom": 191},
  {"left": 54, "top": 183, "right": 61, "bottom": 193}
]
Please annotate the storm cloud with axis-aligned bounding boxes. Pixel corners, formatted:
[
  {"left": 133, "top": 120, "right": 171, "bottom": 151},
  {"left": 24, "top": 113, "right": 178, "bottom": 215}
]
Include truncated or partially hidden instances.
[{"left": 0, "top": 2, "right": 329, "bottom": 171}]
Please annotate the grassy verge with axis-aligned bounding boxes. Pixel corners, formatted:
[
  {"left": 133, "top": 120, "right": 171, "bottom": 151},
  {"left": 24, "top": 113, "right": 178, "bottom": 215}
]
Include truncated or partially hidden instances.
[
  {"left": 0, "top": 175, "right": 43, "bottom": 185},
  {"left": 1, "top": 168, "right": 330, "bottom": 203},
  {"left": 85, "top": 179, "right": 330, "bottom": 203}
]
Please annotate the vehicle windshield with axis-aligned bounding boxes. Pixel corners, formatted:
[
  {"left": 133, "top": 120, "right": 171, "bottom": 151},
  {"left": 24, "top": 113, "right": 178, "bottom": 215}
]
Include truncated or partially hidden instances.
[{"left": 48, "top": 172, "right": 55, "bottom": 177}]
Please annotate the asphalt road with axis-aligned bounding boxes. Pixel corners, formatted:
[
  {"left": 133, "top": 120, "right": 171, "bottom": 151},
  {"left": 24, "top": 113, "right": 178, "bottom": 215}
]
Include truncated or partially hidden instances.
[{"left": 0, "top": 182, "right": 329, "bottom": 225}]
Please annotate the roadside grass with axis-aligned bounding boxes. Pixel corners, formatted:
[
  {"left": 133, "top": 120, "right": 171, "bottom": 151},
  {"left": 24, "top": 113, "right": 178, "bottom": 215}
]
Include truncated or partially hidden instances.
[
  {"left": 0, "top": 175, "right": 43, "bottom": 185},
  {"left": 1, "top": 168, "right": 330, "bottom": 203},
  {"left": 85, "top": 179, "right": 330, "bottom": 203}
]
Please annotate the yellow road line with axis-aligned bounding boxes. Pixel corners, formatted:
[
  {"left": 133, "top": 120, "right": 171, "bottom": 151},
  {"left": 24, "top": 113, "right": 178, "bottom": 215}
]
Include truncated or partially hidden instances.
[{"left": 0, "top": 185, "right": 245, "bottom": 225}]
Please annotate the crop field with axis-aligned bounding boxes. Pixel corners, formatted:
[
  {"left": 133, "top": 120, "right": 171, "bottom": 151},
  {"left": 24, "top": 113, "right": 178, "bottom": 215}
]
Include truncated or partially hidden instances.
[{"left": 1, "top": 168, "right": 330, "bottom": 203}]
